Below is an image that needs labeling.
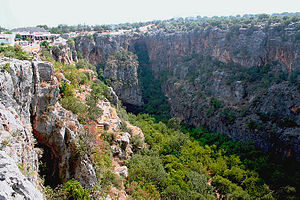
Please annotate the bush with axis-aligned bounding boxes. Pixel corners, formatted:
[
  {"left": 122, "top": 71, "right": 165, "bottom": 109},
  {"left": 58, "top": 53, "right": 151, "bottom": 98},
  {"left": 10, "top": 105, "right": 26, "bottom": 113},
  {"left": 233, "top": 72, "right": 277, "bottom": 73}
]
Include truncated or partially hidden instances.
[
  {"left": 40, "top": 40, "right": 50, "bottom": 50},
  {"left": 60, "top": 96, "right": 87, "bottom": 115},
  {"left": 127, "top": 155, "right": 167, "bottom": 188},
  {"left": 60, "top": 82, "right": 75, "bottom": 97},
  {"left": 3, "top": 63, "right": 11, "bottom": 73},
  {"left": 64, "top": 179, "right": 90, "bottom": 200},
  {"left": 131, "top": 135, "right": 143, "bottom": 152},
  {"left": 101, "top": 131, "right": 116, "bottom": 144},
  {"left": 0, "top": 45, "right": 32, "bottom": 60},
  {"left": 211, "top": 97, "right": 223, "bottom": 109},
  {"left": 126, "top": 181, "right": 161, "bottom": 200},
  {"left": 76, "top": 59, "right": 96, "bottom": 71}
]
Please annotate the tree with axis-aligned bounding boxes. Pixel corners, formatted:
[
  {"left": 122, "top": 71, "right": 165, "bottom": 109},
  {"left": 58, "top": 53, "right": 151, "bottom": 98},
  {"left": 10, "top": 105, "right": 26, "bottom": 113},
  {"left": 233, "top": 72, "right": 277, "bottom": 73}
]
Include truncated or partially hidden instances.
[
  {"left": 0, "top": 26, "right": 7, "bottom": 32},
  {"left": 40, "top": 40, "right": 50, "bottom": 50},
  {"left": 15, "top": 33, "right": 22, "bottom": 41},
  {"left": 37, "top": 25, "right": 49, "bottom": 30}
]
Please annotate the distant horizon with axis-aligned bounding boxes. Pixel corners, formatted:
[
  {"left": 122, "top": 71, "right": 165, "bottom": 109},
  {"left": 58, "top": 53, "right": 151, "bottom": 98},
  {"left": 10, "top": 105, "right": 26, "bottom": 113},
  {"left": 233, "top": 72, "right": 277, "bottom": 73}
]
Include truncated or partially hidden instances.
[
  {"left": 2, "top": 12, "right": 300, "bottom": 30},
  {"left": 1, "top": 0, "right": 299, "bottom": 29}
]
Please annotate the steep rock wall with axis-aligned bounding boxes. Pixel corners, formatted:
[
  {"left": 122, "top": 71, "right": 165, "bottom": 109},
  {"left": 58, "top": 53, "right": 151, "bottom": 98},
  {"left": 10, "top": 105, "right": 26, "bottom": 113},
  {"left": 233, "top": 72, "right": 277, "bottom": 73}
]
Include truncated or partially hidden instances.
[
  {"left": 104, "top": 51, "right": 143, "bottom": 106},
  {"left": 0, "top": 58, "right": 97, "bottom": 198},
  {"left": 74, "top": 27, "right": 300, "bottom": 159},
  {"left": 0, "top": 58, "right": 43, "bottom": 199}
]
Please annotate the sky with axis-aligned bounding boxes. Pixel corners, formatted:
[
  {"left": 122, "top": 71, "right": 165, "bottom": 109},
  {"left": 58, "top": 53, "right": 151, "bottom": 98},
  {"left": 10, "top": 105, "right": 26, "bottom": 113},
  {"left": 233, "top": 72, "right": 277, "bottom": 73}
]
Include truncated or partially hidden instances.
[{"left": 1, "top": 0, "right": 299, "bottom": 28}]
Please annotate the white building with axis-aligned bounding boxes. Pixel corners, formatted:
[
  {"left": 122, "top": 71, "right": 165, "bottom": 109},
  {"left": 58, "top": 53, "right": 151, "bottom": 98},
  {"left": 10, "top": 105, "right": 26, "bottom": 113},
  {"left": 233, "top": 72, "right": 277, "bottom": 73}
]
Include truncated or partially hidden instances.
[
  {"left": 11, "top": 27, "right": 52, "bottom": 41},
  {"left": 0, "top": 34, "right": 15, "bottom": 46}
]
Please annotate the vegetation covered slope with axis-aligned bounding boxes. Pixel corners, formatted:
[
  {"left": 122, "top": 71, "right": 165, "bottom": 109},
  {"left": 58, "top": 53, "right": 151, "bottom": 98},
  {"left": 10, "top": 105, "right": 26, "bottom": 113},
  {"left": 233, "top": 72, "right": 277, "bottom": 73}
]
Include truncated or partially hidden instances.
[{"left": 125, "top": 114, "right": 299, "bottom": 200}]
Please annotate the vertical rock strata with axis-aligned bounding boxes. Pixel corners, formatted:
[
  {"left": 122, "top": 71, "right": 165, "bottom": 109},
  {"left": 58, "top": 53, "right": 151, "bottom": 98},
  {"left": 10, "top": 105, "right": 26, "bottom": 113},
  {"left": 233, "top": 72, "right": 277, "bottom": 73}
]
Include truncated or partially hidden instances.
[
  {"left": 75, "top": 26, "right": 300, "bottom": 159},
  {"left": 0, "top": 58, "right": 97, "bottom": 199}
]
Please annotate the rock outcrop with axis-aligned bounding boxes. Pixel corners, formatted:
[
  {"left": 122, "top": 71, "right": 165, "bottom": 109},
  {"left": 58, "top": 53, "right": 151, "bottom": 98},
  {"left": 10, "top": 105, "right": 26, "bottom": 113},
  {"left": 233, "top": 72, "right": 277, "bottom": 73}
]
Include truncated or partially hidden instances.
[
  {"left": 31, "top": 61, "right": 97, "bottom": 187},
  {"left": 104, "top": 50, "right": 143, "bottom": 106},
  {"left": 0, "top": 57, "right": 98, "bottom": 197},
  {"left": 51, "top": 42, "right": 78, "bottom": 64},
  {"left": 96, "top": 99, "right": 145, "bottom": 199},
  {"left": 0, "top": 58, "right": 42, "bottom": 199},
  {"left": 0, "top": 151, "right": 43, "bottom": 200}
]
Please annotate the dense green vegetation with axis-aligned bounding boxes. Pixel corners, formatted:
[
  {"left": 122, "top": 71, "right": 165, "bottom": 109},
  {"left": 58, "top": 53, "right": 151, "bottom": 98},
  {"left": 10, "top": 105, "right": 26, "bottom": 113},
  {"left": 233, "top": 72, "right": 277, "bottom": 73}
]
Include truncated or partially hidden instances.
[
  {"left": 45, "top": 179, "right": 90, "bottom": 200},
  {"left": 124, "top": 114, "right": 300, "bottom": 200},
  {"left": 55, "top": 61, "right": 110, "bottom": 123},
  {"left": 0, "top": 44, "right": 32, "bottom": 60},
  {"left": 147, "top": 13, "right": 300, "bottom": 35},
  {"left": 125, "top": 114, "right": 272, "bottom": 199}
]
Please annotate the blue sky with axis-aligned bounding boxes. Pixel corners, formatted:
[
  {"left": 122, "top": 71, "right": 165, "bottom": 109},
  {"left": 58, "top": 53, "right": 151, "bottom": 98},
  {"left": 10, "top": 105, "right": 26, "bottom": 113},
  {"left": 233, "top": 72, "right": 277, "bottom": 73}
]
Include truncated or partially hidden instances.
[{"left": 1, "top": 0, "right": 299, "bottom": 28}]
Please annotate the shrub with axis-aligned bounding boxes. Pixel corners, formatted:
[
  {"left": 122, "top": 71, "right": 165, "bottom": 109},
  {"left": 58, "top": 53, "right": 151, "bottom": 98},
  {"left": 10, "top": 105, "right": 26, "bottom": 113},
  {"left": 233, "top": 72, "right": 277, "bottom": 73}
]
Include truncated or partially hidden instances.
[
  {"left": 3, "top": 63, "right": 11, "bottom": 73},
  {"left": 101, "top": 131, "right": 116, "bottom": 144},
  {"left": 211, "top": 97, "right": 223, "bottom": 109},
  {"left": 40, "top": 40, "right": 50, "bottom": 50},
  {"left": 120, "top": 121, "right": 130, "bottom": 132},
  {"left": 45, "top": 93, "right": 54, "bottom": 101},
  {"left": 64, "top": 179, "right": 90, "bottom": 200},
  {"left": 60, "top": 96, "right": 87, "bottom": 115},
  {"left": 131, "top": 135, "right": 143, "bottom": 152},
  {"left": 76, "top": 59, "right": 96, "bottom": 71},
  {"left": 60, "top": 82, "right": 75, "bottom": 97},
  {"left": 0, "top": 45, "right": 32, "bottom": 60},
  {"left": 126, "top": 181, "right": 161, "bottom": 200}
]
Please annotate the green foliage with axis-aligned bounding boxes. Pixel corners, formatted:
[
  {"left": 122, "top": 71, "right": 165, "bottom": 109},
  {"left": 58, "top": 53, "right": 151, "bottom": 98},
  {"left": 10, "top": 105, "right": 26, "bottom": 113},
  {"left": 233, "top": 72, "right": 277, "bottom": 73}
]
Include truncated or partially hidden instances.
[
  {"left": 125, "top": 113, "right": 300, "bottom": 199},
  {"left": 62, "top": 64, "right": 89, "bottom": 86},
  {"left": 210, "top": 97, "right": 223, "bottom": 109},
  {"left": 126, "top": 181, "right": 161, "bottom": 200},
  {"left": 58, "top": 63, "right": 110, "bottom": 123},
  {"left": 76, "top": 59, "right": 96, "bottom": 71},
  {"left": 120, "top": 121, "right": 131, "bottom": 132},
  {"left": 60, "top": 96, "right": 87, "bottom": 115},
  {"left": 131, "top": 135, "right": 143, "bottom": 152},
  {"left": 167, "top": 118, "right": 182, "bottom": 130},
  {"left": 67, "top": 38, "right": 75, "bottom": 47},
  {"left": 127, "top": 155, "right": 167, "bottom": 189},
  {"left": 44, "top": 179, "right": 90, "bottom": 200},
  {"left": 0, "top": 45, "right": 32, "bottom": 60},
  {"left": 64, "top": 179, "right": 90, "bottom": 200},
  {"left": 86, "top": 95, "right": 103, "bottom": 121},
  {"left": 184, "top": 125, "right": 300, "bottom": 199},
  {"left": 15, "top": 33, "right": 22, "bottom": 40},
  {"left": 100, "top": 131, "right": 116, "bottom": 144},
  {"left": 40, "top": 40, "right": 50, "bottom": 50},
  {"left": 60, "top": 82, "right": 75, "bottom": 97},
  {"left": 3, "top": 63, "right": 11, "bottom": 73},
  {"left": 90, "top": 79, "right": 111, "bottom": 100},
  {"left": 37, "top": 25, "right": 49, "bottom": 30}
]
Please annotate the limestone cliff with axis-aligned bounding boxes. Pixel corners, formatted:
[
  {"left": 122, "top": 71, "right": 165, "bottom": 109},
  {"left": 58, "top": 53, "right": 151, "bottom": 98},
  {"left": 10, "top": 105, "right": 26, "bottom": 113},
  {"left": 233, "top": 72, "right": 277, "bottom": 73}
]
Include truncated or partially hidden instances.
[
  {"left": 74, "top": 19, "right": 300, "bottom": 160},
  {"left": 0, "top": 58, "right": 43, "bottom": 199},
  {"left": 51, "top": 42, "right": 78, "bottom": 64},
  {"left": 104, "top": 50, "right": 143, "bottom": 106},
  {"left": 0, "top": 56, "right": 146, "bottom": 199},
  {"left": 0, "top": 58, "right": 97, "bottom": 199}
]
